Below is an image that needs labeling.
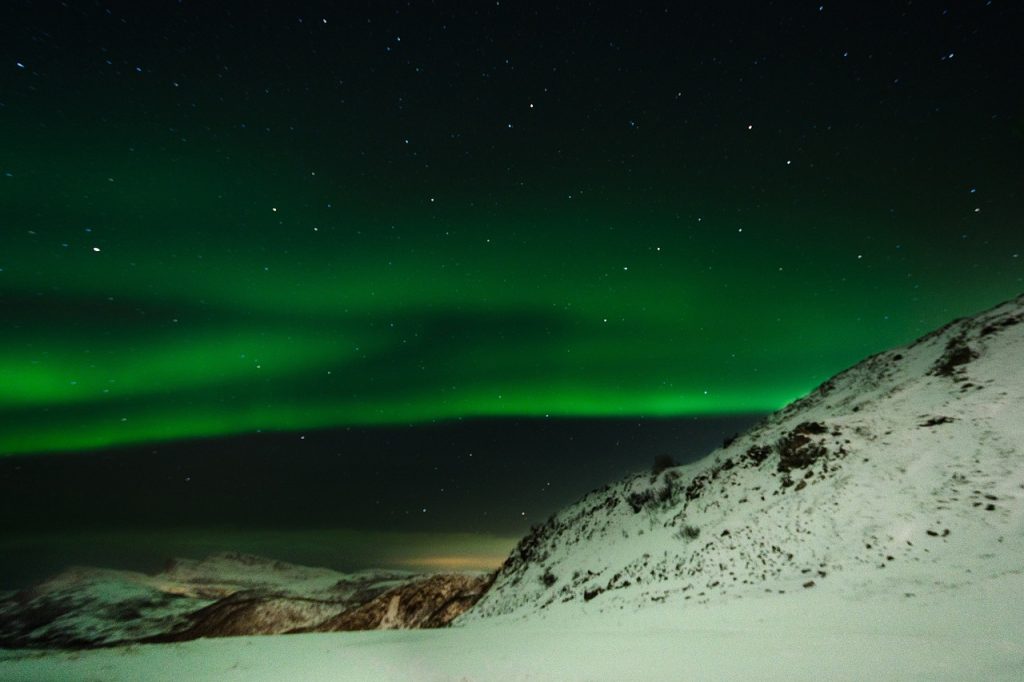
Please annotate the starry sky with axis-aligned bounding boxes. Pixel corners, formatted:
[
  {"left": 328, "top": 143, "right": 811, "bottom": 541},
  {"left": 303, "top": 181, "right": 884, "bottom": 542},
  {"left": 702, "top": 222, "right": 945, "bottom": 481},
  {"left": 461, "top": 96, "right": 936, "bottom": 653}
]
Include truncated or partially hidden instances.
[
  {"left": 0, "top": 415, "right": 757, "bottom": 586},
  {"left": 0, "top": 2, "right": 1022, "bottom": 582}
]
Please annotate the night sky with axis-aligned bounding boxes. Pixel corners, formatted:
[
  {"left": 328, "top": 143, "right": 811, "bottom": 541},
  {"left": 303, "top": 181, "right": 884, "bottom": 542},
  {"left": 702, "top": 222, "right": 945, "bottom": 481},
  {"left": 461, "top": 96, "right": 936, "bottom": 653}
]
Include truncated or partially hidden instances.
[{"left": 1, "top": 2, "right": 1022, "bottom": 585}]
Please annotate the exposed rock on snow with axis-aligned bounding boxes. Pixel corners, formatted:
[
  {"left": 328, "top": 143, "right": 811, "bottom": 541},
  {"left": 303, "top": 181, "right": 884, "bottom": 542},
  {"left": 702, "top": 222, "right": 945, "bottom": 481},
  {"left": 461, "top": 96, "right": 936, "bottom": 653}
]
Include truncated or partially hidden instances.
[
  {"left": 301, "top": 573, "right": 494, "bottom": 632},
  {"left": 461, "top": 293, "right": 1024, "bottom": 621},
  {"left": 0, "top": 552, "right": 491, "bottom": 648}
]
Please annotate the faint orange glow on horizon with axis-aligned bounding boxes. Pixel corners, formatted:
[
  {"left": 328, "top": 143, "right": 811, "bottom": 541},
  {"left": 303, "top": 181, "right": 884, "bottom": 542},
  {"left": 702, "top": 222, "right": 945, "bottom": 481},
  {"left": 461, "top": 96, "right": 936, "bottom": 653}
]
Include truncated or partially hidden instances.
[{"left": 402, "top": 554, "right": 507, "bottom": 571}]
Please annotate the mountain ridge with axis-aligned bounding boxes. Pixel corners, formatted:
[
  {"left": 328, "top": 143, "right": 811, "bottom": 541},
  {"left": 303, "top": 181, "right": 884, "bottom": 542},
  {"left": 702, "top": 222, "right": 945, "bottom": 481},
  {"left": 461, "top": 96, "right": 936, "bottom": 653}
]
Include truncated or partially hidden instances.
[
  {"left": 460, "top": 292, "right": 1024, "bottom": 621},
  {"left": 0, "top": 551, "right": 490, "bottom": 648}
]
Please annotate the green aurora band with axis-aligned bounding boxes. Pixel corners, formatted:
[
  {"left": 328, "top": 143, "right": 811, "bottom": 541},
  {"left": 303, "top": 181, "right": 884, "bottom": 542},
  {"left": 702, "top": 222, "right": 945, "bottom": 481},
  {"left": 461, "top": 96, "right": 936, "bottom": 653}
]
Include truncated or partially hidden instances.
[
  {"left": 2, "top": 5, "right": 1021, "bottom": 456},
  {"left": 2, "top": 143, "right": 1018, "bottom": 456}
]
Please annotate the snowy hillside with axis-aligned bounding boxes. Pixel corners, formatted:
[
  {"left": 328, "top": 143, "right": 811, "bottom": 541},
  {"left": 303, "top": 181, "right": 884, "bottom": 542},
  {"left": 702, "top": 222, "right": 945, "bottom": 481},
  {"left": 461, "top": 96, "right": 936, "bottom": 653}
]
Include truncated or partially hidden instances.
[{"left": 462, "top": 294, "right": 1024, "bottom": 621}]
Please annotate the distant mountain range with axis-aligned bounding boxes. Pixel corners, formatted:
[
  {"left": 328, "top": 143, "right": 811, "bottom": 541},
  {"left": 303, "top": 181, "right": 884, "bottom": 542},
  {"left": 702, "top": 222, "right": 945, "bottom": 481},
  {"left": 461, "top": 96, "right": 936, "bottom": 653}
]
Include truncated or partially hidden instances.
[{"left": 0, "top": 552, "right": 491, "bottom": 648}]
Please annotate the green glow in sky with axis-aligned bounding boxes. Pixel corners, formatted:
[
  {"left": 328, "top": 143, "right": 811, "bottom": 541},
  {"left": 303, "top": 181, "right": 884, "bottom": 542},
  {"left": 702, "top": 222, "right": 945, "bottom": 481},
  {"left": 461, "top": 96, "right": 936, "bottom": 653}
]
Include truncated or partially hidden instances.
[
  {"left": 2, "top": 154, "right": 1017, "bottom": 455},
  {"left": 1, "top": 3, "right": 1021, "bottom": 455}
]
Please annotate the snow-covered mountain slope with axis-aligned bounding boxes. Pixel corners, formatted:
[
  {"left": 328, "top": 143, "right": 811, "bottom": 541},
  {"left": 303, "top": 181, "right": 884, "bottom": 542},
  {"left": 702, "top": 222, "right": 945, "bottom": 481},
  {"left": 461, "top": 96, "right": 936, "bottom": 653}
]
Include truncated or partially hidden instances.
[
  {"left": 461, "top": 294, "right": 1024, "bottom": 621},
  {"left": 157, "top": 552, "right": 394, "bottom": 596},
  {"left": 299, "top": 573, "right": 492, "bottom": 633},
  {"left": 0, "top": 552, "right": 488, "bottom": 648},
  {"left": 0, "top": 565, "right": 212, "bottom": 648}
]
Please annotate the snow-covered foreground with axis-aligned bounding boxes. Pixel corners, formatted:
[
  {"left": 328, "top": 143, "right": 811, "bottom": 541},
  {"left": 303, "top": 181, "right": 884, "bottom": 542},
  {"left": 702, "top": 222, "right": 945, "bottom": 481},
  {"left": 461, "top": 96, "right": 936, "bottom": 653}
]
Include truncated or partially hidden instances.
[{"left": 2, "top": 569, "right": 1022, "bottom": 681}]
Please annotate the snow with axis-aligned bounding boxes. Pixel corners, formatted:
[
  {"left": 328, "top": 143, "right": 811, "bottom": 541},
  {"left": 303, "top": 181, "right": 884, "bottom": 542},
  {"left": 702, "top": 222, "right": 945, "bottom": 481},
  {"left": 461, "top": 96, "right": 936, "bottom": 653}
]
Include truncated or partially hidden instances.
[
  {"left": 2, "top": 294, "right": 1023, "bottom": 680},
  {"left": 1, "top": 574, "right": 1022, "bottom": 680},
  {"left": 158, "top": 551, "right": 417, "bottom": 599},
  {"left": 0, "top": 566, "right": 217, "bottom": 646}
]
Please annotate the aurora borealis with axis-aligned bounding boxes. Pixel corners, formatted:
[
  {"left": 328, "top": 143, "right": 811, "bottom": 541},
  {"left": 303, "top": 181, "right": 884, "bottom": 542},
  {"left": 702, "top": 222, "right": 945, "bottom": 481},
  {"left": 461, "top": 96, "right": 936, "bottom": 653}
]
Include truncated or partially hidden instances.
[
  {"left": 0, "top": 2, "right": 1022, "bottom": 585},
  {"left": 2, "top": 2, "right": 1022, "bottom": 456}
]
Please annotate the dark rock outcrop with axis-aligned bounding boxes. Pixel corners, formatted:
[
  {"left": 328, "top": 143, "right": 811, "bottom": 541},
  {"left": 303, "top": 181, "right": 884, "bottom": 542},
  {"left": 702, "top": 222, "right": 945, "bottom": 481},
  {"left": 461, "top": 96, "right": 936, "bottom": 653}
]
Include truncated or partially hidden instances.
[{"left": 301, "top": 573, "right": 494, "bottom": 632}]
